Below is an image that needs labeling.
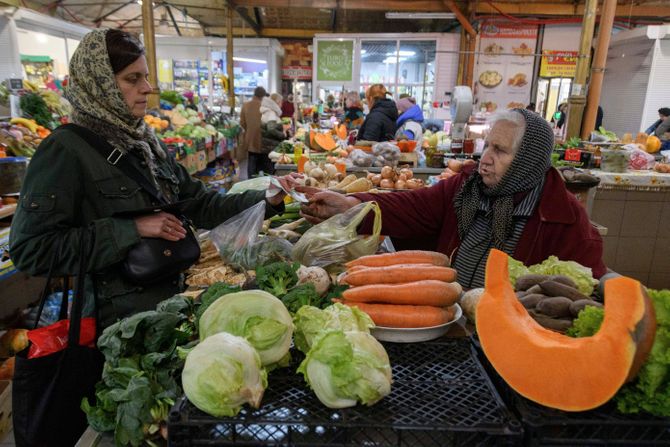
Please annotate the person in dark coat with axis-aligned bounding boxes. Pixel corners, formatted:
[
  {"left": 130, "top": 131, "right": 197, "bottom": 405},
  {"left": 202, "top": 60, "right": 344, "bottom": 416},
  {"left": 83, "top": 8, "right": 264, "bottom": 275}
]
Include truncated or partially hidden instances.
[{"left": 357, "top": 84, "right": 397, "bottom": 142}]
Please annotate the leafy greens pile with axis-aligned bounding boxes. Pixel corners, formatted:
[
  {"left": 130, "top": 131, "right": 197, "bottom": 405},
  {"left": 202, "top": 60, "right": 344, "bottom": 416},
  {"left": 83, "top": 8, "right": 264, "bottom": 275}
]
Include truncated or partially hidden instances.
[
  {"left": 508, "top": 255, "right": 598, "bottom": 296},
  {"left": 568, "top": 288, "right": 670, "bottom": 417}
]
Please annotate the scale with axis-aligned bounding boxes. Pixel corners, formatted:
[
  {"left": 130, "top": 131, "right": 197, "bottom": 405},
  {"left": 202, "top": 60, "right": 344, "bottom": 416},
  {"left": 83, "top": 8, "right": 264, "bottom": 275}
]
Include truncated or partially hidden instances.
[
  {"left": 449, "top": 86, "right": 474, "bottom": 153},
  {"left": 7, "top": 78, "right": 23, "bottom": 118}
]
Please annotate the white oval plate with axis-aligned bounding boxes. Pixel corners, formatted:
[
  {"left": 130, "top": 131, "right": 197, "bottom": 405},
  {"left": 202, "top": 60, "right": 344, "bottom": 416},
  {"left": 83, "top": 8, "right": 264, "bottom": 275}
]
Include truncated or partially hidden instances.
[{"left": 371, "top": 304, "right": 463, "bottom": 343}]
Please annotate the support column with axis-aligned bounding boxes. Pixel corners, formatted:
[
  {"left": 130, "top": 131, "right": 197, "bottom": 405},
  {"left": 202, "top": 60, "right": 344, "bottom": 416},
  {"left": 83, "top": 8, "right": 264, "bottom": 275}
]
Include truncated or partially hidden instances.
[
  {"left": 226, "top": 5, "right": 235, "bottom": 111},
  {"left": 582, "top": 0, "right": 616, "bottom": 139},
  {"left": 565, "top": 0, "right": 598, "bottom": 140},
  {"left": 141, "top": 0, "right": 159, "bottom": 109}
]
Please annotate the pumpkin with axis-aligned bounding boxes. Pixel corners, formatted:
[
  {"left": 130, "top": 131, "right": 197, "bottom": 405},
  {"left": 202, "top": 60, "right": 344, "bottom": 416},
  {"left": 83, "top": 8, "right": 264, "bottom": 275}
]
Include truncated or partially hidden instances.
[
  {"left": 477, "top": 249, "right": 656, "bottom": 412},
  {"left": 314, "top": 133, "right": 338, "bottom": 151},
  {"left": 336, "top": 124, "right": 348, "bottom": 140},
  {"left": 309, "top": 130, "right": 316, "bottom": 149},
  {"left": 646, "top": 135, "right": 661, "bottom": 153}
]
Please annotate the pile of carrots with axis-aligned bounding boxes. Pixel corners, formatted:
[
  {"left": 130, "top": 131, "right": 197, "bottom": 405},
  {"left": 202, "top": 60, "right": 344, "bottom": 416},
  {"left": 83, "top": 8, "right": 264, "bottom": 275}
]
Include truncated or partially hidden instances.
[{"left": 336, "top": 251, "right": 462, "bottom": 328}]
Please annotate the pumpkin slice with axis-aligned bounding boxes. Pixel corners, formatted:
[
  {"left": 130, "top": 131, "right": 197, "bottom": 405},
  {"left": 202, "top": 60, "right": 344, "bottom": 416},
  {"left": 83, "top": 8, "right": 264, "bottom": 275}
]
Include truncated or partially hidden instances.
[
  {"left": 477, "top": 249, "right": 656, "bottom": 412},
  {"left": 309, "top": 129, "right": 316, "bottom": 149},
  {"left": 314, "top": 133, "right": 338, "bottom": 151},
  {"left": 336, "top": 124, "right": 348, "bottom": 140}
]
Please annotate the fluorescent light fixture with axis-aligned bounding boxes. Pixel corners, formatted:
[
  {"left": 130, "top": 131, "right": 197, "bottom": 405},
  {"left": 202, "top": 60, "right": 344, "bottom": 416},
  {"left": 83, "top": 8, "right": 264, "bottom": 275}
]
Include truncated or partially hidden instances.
[
  {"left": 386, "top": 50, "right": 415, "bottom": 57},
  {"left": 385, "top": 12, "right": 456, "bottom": 19},
  {"left": 233, "top": 57, "right": 267, "bottom": 64},
  {"left": 36, "top": 33, "right": 48, "bottom": 43},
  {"left": 383, "top": 56, "right": 407, "bottom": 64},
  {"left": 360, "top": 50, "right": 366, "bottom": 54}
]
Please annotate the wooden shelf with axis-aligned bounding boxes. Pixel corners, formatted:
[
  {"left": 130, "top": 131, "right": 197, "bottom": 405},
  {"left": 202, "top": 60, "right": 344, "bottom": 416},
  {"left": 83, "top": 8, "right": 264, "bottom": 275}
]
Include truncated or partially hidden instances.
[{"left": 0, "top": 204, "right": 17, "bottom": 219}]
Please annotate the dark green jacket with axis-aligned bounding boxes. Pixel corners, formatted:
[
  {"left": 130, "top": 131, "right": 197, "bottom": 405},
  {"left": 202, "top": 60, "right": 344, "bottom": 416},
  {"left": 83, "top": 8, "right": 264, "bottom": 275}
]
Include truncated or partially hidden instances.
[{"left": 10, "top": 127, "right": 281, "bottom": 329}]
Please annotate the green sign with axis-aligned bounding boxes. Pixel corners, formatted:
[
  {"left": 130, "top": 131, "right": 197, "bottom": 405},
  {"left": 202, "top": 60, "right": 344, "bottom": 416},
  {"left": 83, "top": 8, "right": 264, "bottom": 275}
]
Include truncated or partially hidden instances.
[{"left": 316, "top": 40, "right": 354, "bottom": 82}]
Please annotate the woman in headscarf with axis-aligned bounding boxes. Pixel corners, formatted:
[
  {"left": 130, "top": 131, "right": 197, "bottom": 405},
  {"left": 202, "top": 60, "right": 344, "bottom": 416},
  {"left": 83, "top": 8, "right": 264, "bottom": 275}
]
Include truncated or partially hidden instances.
[
  {"left": 10, "top": 29, "right": 296, "bottom": 329},
  {"left": 395, "top": 96, "right": 424, "bottom": 145},
  {"left": 344, "top": 91, "right": 365, "bottom": 130},
  {"left": 298, "top": 109, "right": 606, "bottom": 288}
]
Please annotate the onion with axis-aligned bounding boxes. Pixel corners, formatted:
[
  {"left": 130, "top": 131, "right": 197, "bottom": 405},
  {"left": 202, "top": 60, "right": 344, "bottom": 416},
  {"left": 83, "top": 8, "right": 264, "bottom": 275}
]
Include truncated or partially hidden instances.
[
  {"left": 371, "top": 174, "right": 382, "bottom": 186},
  {"left": 304, "top": 161, "right": 318, "bottom": 175},
  {"left": 399, "top": 168, "right": 413, "bottom": 179},
  {"left": 398, "top": 173, "right": 408, "bottom": 182},
  {"left": 310, "top": 167, "right": 325, "bottom": 181},
  {"left": 367, "top": 171, "right": 375, "bottom": 180},
  {"left": 406, "top": 179, "right": 421, "bottom": 190},
  {"left": 381, "top": 166, "right": 394, "bottom": 179},
  {"left": 323, "top": 163, "right": 338, "bottom": 178},
  {"left": 380, "top": 179, "right": 394, "bottom": 189},
  {"left": 395, "top": 179, "right": 407, "bottom": 189}
]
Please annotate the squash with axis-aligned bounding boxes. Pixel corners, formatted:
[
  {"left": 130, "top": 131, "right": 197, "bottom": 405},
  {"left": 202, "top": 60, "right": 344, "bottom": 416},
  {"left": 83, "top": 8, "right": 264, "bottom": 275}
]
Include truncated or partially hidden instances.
[
  {"left": 646, "top": 135, "right": 661, "bottom": 153},
  {"left": 314, "top": 133, "right": 338, "bottom": 151},
  {"left": 477, "top": 249, "right": 656, "bottom": 412},
  {"left": 309, "top": 129, "right": 316, "bottom": 149},
  {"left": 336, "top": 124, "right": 348, "bottom": 140}
]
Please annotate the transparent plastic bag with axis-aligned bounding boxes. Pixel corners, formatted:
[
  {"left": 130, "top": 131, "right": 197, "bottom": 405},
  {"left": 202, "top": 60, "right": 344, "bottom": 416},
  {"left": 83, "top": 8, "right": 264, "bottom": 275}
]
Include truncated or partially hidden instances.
[
  {"left": 625, "top": 145, "right": 656, "bottom": 170},
  {"left": 292, "top": 201, "right": 382, "bottom": 268},
  {"left": 227, "top": 176, "right": 271, "bottom": 194},
  {"left": 209, "top": 201, "right": 293, "bottom": 269}
]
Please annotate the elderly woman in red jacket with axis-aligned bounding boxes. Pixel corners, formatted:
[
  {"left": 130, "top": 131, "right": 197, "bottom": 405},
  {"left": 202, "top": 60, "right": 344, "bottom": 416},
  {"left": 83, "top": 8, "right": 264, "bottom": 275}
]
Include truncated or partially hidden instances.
[{"left": 298, "top": 109, "right": 605, "bottom": 289}]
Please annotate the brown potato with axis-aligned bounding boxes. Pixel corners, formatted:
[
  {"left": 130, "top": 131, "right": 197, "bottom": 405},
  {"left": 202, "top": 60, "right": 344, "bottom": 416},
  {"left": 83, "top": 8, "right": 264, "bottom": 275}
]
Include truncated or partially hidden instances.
[
  {"left": 529, "top": 310, "right": 573, "bottom": 333},
  {"left": 515, "top": 274, "right": 551, "bottom": 291},
  {"left": 519, "top": 293, "right": 547, "bottom": 309},
  {"left": 536, "top": 297, "right": 573, "bottom": 318},
  {"left": 539, "top": 280, "right": 590, "bottom": 302},
  {"left": 569, "top": 299, "right": 603, "bottom": 317}
]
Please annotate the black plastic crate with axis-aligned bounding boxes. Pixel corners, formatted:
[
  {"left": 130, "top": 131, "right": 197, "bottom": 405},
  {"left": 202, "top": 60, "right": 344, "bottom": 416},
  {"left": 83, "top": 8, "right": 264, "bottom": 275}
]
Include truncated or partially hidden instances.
[
  {"left": 168, "top": 339, "right": 523, "bottom": 446},
  {"left": 471, "top": 336, "right": 670, "bottom": 446}
]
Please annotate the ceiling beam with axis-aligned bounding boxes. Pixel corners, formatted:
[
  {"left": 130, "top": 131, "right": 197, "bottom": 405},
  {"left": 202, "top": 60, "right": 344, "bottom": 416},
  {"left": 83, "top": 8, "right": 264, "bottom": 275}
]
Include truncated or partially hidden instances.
[
  {"left": 442, "top": 0, "right": 475, "bottom": 36},
  {"left": 232, "top": 0, "right": 669, "bottom": 18},
  {"left": 225, "top": 0, "right": 261, "bottom": 35},
  {"left": 165, "top": 4, "right": 181, "bottom": 36},
  {"left": 253, "top": 6, "right": 262, "bottom": 27},
  {"left": 205, "top": 26, "right": 324, "bottom": 38},
  {"left": 93, "top": 0, "right": 134, "bottom": 23}
]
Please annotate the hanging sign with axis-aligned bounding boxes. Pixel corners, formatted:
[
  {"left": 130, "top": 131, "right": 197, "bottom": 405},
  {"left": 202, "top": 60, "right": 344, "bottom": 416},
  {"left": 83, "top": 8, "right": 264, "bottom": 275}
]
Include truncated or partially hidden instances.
[
  {"left": 539, "top": 50, "right": 578, "bottom": 78},
  {"left": 316, "top": 40, "right": 354, "bottom": 82},
  {"left": 282, "top": 66, "right": 312, "bottom": 80}
]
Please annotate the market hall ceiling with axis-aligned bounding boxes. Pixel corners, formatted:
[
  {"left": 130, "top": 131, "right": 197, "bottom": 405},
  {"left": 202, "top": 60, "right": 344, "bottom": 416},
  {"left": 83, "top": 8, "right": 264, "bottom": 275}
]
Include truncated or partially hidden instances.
[{"left": 1, "top": 0, "right": 668, "bottom": 38}]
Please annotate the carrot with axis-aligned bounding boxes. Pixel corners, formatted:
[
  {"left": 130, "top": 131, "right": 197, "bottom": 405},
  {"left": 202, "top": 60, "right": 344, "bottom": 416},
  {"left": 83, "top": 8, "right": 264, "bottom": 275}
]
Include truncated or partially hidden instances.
[
  {"left": 347, "top": 265, "right": 372, "bottom": 274},
  {"left": 342, "top": 265, "right": 457, "bottom": 287},
  {"left": 346, "top": 250, "right": 450, "bottom": 268},
  {"left": 342, "top": 280, "right": 462, "bottom": 307},
  {"left": 341, "top": 301, "right": 456, "bottom": 328}
]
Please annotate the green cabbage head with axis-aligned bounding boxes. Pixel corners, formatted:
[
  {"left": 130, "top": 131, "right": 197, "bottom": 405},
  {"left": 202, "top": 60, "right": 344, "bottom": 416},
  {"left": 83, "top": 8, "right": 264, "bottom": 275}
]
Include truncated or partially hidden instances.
[
  {"left": 199, "top": 289, "right": 294, "bottom": 367},
  {"left": 293, "top": 303, "right": 374, "bottom": 353},
  {"left": 298, "top": 330, "right": 392, "bottom": 408},
  {"left": 182, "top": 332, "right": 267, "bottom": 417}
]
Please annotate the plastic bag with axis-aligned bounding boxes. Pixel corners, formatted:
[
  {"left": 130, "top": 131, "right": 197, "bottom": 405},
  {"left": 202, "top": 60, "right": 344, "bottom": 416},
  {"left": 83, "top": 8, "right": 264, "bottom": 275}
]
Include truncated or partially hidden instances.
[
  {"left": 349, "top": 149, "right": 376, "bottom": 167},
  {"left": 209, "top": 201, "right": 293, "bottom": 269},
  {"left": 227, "top": 176, "right": 271, "bottom": 194},
  {"left": 292, "top": 201, "right": 382, "bottom": 268},
  {"left": 28, "top": 318, "right": 96, "bottom": 359},
  {"left": 626, "top": 146, "right": 656, "bottom": 170}
]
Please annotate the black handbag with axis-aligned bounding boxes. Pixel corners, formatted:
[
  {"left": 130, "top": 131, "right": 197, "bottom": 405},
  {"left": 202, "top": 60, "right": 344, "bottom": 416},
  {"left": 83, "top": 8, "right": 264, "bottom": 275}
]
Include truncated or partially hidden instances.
[
  {"left": 60, "top": 123, "right": 201, "bottom": 284},
  {"left": 12, "top": 234, "right": 105, "bottom": 447}
]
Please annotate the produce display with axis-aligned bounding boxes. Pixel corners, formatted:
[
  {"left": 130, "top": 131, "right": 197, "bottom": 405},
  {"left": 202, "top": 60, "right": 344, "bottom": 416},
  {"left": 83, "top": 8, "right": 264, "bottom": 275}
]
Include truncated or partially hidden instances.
[
  {"left": 477, "top": 249, "right": 657, "bottom": 412},
  {"left": 292, "top": 303, "right": 374, "bottom": 353},
  {"left": 569, "top": 289, "right": 670, "bottom": 417},
  {"left": 1, "top": 118, "right": 50, "bottom": 157},
  {"left": 366, "top": 166, "right": 425, "bottom": 190},
  {"left": 338, "top": 251, "right": 461, "bottom": 328}
]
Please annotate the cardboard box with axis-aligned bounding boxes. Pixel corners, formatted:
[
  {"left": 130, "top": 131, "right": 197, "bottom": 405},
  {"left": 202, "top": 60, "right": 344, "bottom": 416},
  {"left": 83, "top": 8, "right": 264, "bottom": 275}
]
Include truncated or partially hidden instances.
[{"left": 195, "top": 151, "right": 207, "bottom": 172}]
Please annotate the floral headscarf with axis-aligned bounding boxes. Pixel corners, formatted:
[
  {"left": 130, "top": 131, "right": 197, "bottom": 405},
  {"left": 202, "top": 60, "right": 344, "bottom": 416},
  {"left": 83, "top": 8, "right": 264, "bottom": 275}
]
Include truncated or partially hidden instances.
[{"left": 65, "top": 29, "right": 165, "bottom": 173}]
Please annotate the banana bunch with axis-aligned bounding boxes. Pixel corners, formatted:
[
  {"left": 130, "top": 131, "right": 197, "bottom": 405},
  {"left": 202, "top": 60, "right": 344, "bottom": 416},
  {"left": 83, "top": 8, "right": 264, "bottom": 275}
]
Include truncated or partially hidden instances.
[
  {"left": 22, "top": 80, "right": 39, "bottom": 92},
  {"left": 10, "top": 117, "right": 37, "bottom": 133},
  {"left": 39, "top": 90, "right": 70, "bottom": 116}
]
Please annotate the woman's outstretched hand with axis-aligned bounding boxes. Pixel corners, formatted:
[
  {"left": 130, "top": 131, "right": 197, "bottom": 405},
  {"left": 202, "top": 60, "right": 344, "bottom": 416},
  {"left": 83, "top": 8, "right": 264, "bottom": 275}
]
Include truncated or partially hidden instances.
[
  {"left": 134, "top": 212, "right": 187, "bottom": 241},
  {"left": 295, "top": 186, "right": 361, "bottom": 224},
  {"left": 266, "top": 172, "right": 304, "bottom": 206}
]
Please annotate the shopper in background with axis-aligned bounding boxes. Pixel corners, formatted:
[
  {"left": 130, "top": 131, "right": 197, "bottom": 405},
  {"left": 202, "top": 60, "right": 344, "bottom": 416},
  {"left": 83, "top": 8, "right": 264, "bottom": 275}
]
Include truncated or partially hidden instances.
[
  {"left": 395, "top": 96, "right": 424, "bottom": 145},
  {"left": 239, "top": 86, "right": 267, "bottom": 179},
  {"left": 645, "top": 107, "right": 670, "bottom": 141},
  {"left": 344, "top": 91, "right": 365, "bottom": 130},
  {"left": 357, "top": 84, "right": 398, "bottom": 142},
  {"left": 553, "top": 102, "right": 567, "bottom": 129},
  {"left": 281, "top": 93, "right": 295, "bottom": 119},
  {"left": 258, "top": 93, "right": 287, "bottom": 173},
  {"left": 9, "top": 28, "right": 296, "bottom": 443},
  {"left": 299, "top": 109, "right": 606, "bottom": 288}
]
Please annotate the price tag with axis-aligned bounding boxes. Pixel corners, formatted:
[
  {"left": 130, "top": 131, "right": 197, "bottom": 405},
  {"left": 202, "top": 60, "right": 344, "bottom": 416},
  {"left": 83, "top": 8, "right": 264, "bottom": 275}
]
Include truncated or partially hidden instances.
[{"left": 564, "top": 148, "right": 582, "bottom": 162}]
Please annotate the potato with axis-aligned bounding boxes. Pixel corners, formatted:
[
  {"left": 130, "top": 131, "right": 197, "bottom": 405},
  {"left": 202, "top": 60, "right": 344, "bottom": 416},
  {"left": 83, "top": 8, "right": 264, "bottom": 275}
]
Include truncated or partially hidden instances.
[
  {"left": 529, "top": 310, "right": 574, "bottom": 333},
  {"left": 569, "top": 299, "right": 603, "bottom": 317},
  {"left": 515, "top": 274, "right": 550, "bottom": 291},
  {"left": 536, "top": 297, "right": 573, "bottom": 318},
  {"left": 515, "top": 290, "right": 529, "bottom": 299},
  {"left": 526, "top": 284, "right": 543, "bottom": 295},
  {"left": 519, "top": 293, "right": 546, "bottom": 309},
  {"left": 549, "top": 275, "right": 578, "bottom": 289},
  {"left": 539, "top": 280, "right": 590, "bottom": 302}
]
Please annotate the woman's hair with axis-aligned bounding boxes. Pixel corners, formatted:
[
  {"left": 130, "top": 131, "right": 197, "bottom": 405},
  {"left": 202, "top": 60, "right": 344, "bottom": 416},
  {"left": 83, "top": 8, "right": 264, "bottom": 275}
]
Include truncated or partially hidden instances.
[
  {"left": 366, "top": 84, "right": 388, "bottom": 107},
  {"left": 658, "top": 107, "right": 670, "bottom": 117},
  {"left": 345, "top": 91, "right": 361, "bottom": 108},
  {"left": 270, "top": 93, "right": 283, "bottom": 104},
  {"left": 486, "top": 110, "right": 527, "bottom": 152},
  {"left": 105, "top": 29, "right": 145, "bottom": 74}
]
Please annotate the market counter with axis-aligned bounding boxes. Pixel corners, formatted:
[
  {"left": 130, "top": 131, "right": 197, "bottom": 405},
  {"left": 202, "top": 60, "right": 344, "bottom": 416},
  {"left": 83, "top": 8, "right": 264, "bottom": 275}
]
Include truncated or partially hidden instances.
[{"left": 589, "top": 169, "right": 670, "bottom": 289}]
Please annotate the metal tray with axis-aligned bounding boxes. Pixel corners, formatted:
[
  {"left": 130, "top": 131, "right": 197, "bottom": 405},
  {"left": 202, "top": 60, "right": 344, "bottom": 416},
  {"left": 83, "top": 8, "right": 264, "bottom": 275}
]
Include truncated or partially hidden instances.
[{"left": 168, "top": 339, "right": 522, "bottom": 446}]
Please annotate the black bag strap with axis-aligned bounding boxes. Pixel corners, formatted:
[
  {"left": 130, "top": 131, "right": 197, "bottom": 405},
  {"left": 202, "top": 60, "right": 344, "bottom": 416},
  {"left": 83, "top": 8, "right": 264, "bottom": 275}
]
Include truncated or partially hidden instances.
[
  {"left": 33, "top": 238, "right": 68, "bottom": 330},
  {"left": 68, "top": 232, "right": 90, "bottom": 347},
  {"left": 58, "top": 123, "right": 167, "bottom": 206}
]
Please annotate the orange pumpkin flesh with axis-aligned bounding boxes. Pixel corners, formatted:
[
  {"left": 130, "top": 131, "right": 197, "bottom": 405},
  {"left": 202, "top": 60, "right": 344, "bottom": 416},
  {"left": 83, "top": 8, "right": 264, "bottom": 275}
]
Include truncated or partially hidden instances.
[
  {"left": 477, "top": 249, "right": 656, "bottom": 412},
  {"left": 314, "top": 133, "right": 338, "bottom": 151},
  {"left": 336, "top": 124, "right": 348, "bottom": 140}
]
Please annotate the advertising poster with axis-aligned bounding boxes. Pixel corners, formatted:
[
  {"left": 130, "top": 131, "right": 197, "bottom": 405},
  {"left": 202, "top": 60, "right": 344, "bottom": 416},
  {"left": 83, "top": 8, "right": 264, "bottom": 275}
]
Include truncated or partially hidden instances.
[
  {"left": 539, "top": 50, "right": 578, "bottom": 78},
  {"left": 316, "top": 40, "right": 354, "bottom": 82},
  {"left": 281, "top": 41, "right": 313, "bottom": 80},
  {"left": 474, "top": 22, "right": 538, "bottom": 113}
]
